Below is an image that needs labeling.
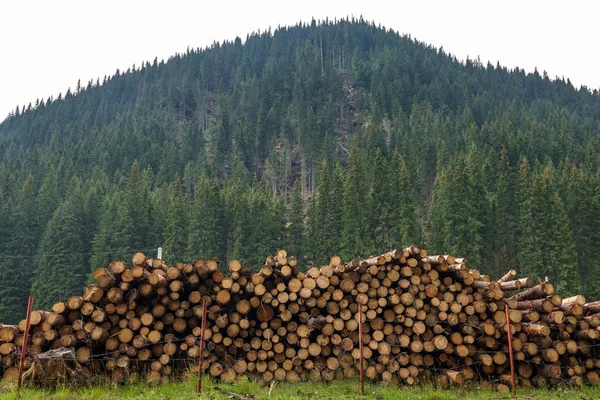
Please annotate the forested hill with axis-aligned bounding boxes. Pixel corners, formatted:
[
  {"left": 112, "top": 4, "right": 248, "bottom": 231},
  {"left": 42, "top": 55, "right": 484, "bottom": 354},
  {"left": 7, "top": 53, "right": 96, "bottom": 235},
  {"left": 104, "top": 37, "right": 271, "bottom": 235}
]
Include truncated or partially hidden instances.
[{"left": 1, "top": 18, "right": 600, "bottom": 322}]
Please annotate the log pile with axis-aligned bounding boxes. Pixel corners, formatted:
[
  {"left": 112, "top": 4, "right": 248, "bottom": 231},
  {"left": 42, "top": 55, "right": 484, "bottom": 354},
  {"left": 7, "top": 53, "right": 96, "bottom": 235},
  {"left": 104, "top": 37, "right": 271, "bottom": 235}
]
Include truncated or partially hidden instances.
[{"left": 1, "top": 246, "right": 600, "bottom": 389}]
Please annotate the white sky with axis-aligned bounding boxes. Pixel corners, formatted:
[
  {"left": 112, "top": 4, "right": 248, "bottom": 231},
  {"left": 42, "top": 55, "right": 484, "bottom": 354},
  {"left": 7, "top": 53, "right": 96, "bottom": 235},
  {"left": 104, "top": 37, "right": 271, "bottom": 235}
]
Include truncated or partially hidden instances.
[{"left": 1, "top": 0, "right": 599, "bottom": 122}]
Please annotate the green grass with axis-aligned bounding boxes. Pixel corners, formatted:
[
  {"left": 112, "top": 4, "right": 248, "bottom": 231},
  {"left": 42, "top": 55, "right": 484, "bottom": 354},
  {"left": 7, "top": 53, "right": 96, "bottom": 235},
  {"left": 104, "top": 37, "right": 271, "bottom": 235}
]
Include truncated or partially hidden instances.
[{"left": 2, "top": 376, "right": 600, "bottom": 400}]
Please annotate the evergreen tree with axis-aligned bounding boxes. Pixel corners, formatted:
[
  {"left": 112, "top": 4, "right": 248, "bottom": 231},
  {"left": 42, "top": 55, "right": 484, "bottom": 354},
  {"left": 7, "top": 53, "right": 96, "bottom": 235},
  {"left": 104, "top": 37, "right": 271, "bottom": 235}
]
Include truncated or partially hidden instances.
[
  {"left": 562, "top": 164, "right": 600, "bottom": 298},
  {"left": 341, "top": 148, "right": 365, "bottom": 260},
  {"left": 36, "top": 167, "right": 60, "bottom": 239},
  {"left": 225, "top": 179, "right": 249, "bottom": 263},
  {"left": 389, "top": 151, "right": 419, "bottom": 247},
  {"left": 491, "top": 148, "right": 517, "bottom": 277},
  {"left": 366, "top": 149, "right": 390, "bottom": 253},
  {"left": 163, "top": 175, "right": 188, "bottom": 264},
  {"left": 0, "top": 177, "right": 39, "bottom": 320},
  {"left": 31, "top": 181, "right": 89, "bottom": 309},
  {"left": 187, "top": 176, "right": 225, "bottom": 261},
  {"left": 286, "top": 180, "right": 305, "bottom": 259},
  {"left": 428, "top": 151, "right": 486, "bottom": 266}
]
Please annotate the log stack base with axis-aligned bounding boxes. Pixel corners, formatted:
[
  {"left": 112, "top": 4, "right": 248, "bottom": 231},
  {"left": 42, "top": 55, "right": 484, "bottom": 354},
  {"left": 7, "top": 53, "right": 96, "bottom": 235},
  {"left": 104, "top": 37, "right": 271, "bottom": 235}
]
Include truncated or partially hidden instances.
[{"left": 2, "top": 247, "right": 600, "bottom": 389}]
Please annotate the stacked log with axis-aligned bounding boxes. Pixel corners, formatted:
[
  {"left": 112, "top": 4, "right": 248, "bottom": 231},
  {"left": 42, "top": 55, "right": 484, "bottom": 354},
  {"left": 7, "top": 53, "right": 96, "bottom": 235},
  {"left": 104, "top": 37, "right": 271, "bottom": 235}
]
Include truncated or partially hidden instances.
[{"left": 2, "top": 246, "right": 600, "bottom": 389}]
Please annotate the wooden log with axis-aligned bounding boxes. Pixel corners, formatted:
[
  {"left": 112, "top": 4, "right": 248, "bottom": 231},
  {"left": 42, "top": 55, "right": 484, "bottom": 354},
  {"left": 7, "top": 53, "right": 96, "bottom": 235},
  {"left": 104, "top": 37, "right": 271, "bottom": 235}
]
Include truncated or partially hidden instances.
[
  {"left": 515, "top": 299, "right": 554, "bottom": 313},
  {"left": 510, "top": 283, "right": 554, "bottom": 302},
  {"left": 584, "top": 301, "right": 600, "bottom": 314},
  {"left": 500, "top": 278, "right": 534, "bottom": 291},
  {"left": 0, "top": 325, "right": 18, "bottom": 342},
  {"left": 562, "top": 295, "right": 586, "bottom": 306},
  {"left": 498, "top": 269, "right": 517, "bottom": 283}
]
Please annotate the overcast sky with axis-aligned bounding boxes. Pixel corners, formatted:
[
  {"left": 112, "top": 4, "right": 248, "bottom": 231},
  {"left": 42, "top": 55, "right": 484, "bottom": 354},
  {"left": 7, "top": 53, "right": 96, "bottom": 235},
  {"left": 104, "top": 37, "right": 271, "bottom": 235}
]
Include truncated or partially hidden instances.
[{"left": 1, "top": 0, "right": 599, "bottom": 121}]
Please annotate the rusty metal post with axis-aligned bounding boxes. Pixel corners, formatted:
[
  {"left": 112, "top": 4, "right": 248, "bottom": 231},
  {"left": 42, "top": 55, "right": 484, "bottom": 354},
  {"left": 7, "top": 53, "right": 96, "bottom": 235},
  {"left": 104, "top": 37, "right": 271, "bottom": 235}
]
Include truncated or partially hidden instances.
[
  {"left": 197, "top": 300, "right": 208, "bottom": 394},
  {"left": 505, "top": 304, "right": 517, "bottom": 398},
  {"left": 17, "top": 296, "right": 34, "bottom": 398},
  {"left": 358, "top": 303, "right": 364, "bottom": 396}
]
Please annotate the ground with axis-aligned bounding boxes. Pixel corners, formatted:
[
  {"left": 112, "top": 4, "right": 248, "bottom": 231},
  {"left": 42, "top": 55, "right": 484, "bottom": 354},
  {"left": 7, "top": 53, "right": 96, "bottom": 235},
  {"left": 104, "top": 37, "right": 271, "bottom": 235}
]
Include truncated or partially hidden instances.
[{"left": 1, "top": 377, "right": 600, "bottom": 400}]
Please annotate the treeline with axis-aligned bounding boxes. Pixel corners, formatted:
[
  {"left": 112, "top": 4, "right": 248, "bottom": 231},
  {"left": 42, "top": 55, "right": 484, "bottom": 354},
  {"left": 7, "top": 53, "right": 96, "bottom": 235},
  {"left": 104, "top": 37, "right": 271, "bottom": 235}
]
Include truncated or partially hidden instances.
[{"left": 1, "top": 18, "right": 600, "bottom": 322}]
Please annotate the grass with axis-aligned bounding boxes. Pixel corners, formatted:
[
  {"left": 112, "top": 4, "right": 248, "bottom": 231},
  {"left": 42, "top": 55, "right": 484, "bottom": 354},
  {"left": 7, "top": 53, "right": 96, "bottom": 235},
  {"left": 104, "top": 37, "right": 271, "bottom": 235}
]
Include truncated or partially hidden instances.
[{"left": 1, "top": 376, "right": 600, "bottom": 400}]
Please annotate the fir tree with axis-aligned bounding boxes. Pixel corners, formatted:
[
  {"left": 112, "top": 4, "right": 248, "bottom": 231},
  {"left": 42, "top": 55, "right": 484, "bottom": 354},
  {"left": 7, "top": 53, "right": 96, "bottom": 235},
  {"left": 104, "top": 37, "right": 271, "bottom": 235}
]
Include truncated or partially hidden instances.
[
  {"left": 286, "top": 180, "right": 305, "bottom": 259},
  {"left": 187, "top": 176, "right": 225, "bottom": 261},
  {"left": 31, "top": 181, "right": 89, "bottom": 309},
  {"left": 163, "top": 175, "right": 188, "bottom": 264},
  {"left": 389, "top": 151, "right": 419, "bottom": 247},
  {"left": 341, "top": 148, "right": 365, "bottom": 260}
]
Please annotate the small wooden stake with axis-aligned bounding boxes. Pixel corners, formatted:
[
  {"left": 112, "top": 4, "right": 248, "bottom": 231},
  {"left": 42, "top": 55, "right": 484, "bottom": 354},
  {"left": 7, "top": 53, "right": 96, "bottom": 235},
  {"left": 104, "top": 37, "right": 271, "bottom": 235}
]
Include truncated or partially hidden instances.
[
  {"left": 17, "top": 296, "right": 34, "bottom": 398},
  {"left": 505, "top": 304, "right": 517, "bottom": 398},
  {"left": 197, "top": 300, "right": 208, "bottom": 394},
  {"left": 358, "top": 303, "right": 364, "bottom": 396}
]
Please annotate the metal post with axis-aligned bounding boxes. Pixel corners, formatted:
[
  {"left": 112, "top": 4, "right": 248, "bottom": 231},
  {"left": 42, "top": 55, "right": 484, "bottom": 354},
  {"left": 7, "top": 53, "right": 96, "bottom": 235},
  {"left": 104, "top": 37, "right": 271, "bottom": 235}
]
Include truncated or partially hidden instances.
[
  {"left": 17, "top": 296, "right": 34, "bottom": 398},
  {"left": 504, "top": 304, "right": 517, "bottom": 398},
  {"left": 197, "top": 300, "right": 208, "bottom": 394},
  {"left": 358, "top": 304, "right": 364, "bottom": 396}
]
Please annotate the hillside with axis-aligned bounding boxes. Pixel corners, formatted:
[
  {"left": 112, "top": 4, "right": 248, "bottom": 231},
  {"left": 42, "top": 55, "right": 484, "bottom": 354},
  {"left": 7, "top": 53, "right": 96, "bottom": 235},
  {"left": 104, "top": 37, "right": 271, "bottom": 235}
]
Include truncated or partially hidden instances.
[{"left": 1, "top": 18, "right": 600, "bottom": 322}]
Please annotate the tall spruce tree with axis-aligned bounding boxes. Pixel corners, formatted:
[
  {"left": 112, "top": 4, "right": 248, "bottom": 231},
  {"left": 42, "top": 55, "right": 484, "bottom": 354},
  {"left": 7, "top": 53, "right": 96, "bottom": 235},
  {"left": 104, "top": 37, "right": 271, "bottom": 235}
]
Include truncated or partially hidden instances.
[
  {"left": 341, "top": 147, "right": 365, "bottom": 260},
  {"left": 389, "top": 151, "right": 419, "bottom": 247},
  {"left": 186, "top": 176, "right": 225, "bottom": 261},
  {"left": 163, "top": 175, "right": 188, "bottom": 264},
  {"left": 286, "top": 180, "right": 305, "bottom": 259},
  {"left": 31, "top": 180, "right": 89, "bottom": 309}
]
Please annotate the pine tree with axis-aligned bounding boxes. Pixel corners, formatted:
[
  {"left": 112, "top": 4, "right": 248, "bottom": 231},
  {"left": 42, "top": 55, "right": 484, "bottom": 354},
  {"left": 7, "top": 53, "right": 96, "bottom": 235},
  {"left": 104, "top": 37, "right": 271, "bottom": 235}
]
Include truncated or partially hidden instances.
[
  {"left": 311, "top": 160, "right": 333, "bottom": 265},
  {"left": 367, "top": 149, "right": 390, "bottom": 253},
  {"left": 491, "top": 148, "right": 517, "bottom": 277},
  {"left": 0, "top": 177, "right": 39, "bottom": 320},
  {"left": 428, "top": 151, "right": 486, "bottom": 267},
  {"left": 389, "top": 151, "right": 419, "bottom": 247},
  {"left": 225, "top": 179, "right": 249, "bottom": 263},
  {"left": 329, "top": 164, "right": 344, "bottom": 256},
  {"left": 303, "top": 194, "right": 319, "bottom": 267},
  {"left": 163, "top": 176, "right": 188, "bottom": 264},
  {"left": 186, "top": 176, "right": 225, "bottom": 261},
  {"left": 286, "top": 180, "right": 305, "bottom": 259},
  {"left": 36, "top": 167, "right": 60, "bottom": 239},
  {"left": 341, "top": 148, "right": 365, "bottom": 260},
  {"left": 515, "top": 157, "right": 545, "bottom": 279},
  {"left": 548, "top": 192, "right": 581, "bottom": 296},
  {"left": 562, "top": 164, "right": 600, "bottom": 298},
  {"left": 31, "top": 180, "right": 89, "bottom": 309}
]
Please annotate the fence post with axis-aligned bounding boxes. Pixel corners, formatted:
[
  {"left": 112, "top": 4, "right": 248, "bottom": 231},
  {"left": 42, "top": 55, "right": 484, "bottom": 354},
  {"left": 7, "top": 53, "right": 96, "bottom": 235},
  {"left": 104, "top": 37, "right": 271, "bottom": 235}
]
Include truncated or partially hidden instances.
[
  {"left": 358, "top": 303, "right": 364, "bottom": 396},
  {"left": 17, "top": 296, "right": 34, "bottom": 398},
  {"left": 504, "top": 304, "right": 517, "bottom": 398},
  {"left": 197, "top": 299, "right": 208, "bottom": 394}
]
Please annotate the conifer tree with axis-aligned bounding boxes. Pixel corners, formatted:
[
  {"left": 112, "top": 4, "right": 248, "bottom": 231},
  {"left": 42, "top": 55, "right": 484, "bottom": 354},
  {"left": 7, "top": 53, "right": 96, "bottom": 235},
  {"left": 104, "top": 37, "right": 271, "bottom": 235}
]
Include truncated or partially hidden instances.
[
  {"left": 225, "top": 179, "right": 249, "bottom": 263},
  {"left": 367, "top": 149, "right": 390, "bottom": 253},
  {"left": 562, "top": 164, "right": 600, "bottom": 298},
  {"left": 163, "top": 176, "right": 188, "bottom": 264},
  {"left": 36, "top": 167, "right": 60, "bottom": 239},
  {"left": 287, "top": 180, "right": 305, "bottom": 259},
  {"left": 31, "top": 180, "right": 89, "bottom": 309},
  {"left": 312, "top": 160, "right": 332, "bottom": 264},
  {"left": 429, "top": 152, "right": 486, "bottom": 266},
  {"left": 548, "top": 192, "right": 581, "bottom": 295},
  {"left": 186, "top": 176, "right": 225, "bottom": 261},
  {"left": 0, "top": 177, "right": 39, "bottom": 320},
  {"left": 491, "top": 148, "right": 517, "bottom": 276},
  {"left": 341, "top": 148, "right": 365, "bottom": 260},
  {"left": 389, "top": 151, "right": 419, "bottom": 247},
  {"left": 329, "top": 164, "right": 344, "bottom": 256},
  {"left": 516, "top": 158, "right": 545, "bottom": 279}
]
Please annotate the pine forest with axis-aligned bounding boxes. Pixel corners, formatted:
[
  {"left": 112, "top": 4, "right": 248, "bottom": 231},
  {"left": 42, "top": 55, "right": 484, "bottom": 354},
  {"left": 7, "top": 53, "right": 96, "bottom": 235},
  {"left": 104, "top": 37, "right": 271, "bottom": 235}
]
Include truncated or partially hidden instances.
[{"left": 1, "top": 19, "right": 600, "bottom": 323}]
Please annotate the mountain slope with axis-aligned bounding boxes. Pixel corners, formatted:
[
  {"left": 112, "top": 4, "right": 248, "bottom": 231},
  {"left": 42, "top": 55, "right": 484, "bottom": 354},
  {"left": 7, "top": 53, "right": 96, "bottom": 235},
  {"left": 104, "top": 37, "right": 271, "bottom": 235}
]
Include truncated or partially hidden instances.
[{"left": 1, "top": 18, "right": 600, "bottom": 322}]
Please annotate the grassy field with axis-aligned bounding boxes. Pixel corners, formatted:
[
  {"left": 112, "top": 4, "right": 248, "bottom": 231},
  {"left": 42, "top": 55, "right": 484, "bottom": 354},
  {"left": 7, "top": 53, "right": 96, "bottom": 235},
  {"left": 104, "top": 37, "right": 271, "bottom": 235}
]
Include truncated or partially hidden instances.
[{"left": 1, "top": 376, "right": 600, "bottom": 400}]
